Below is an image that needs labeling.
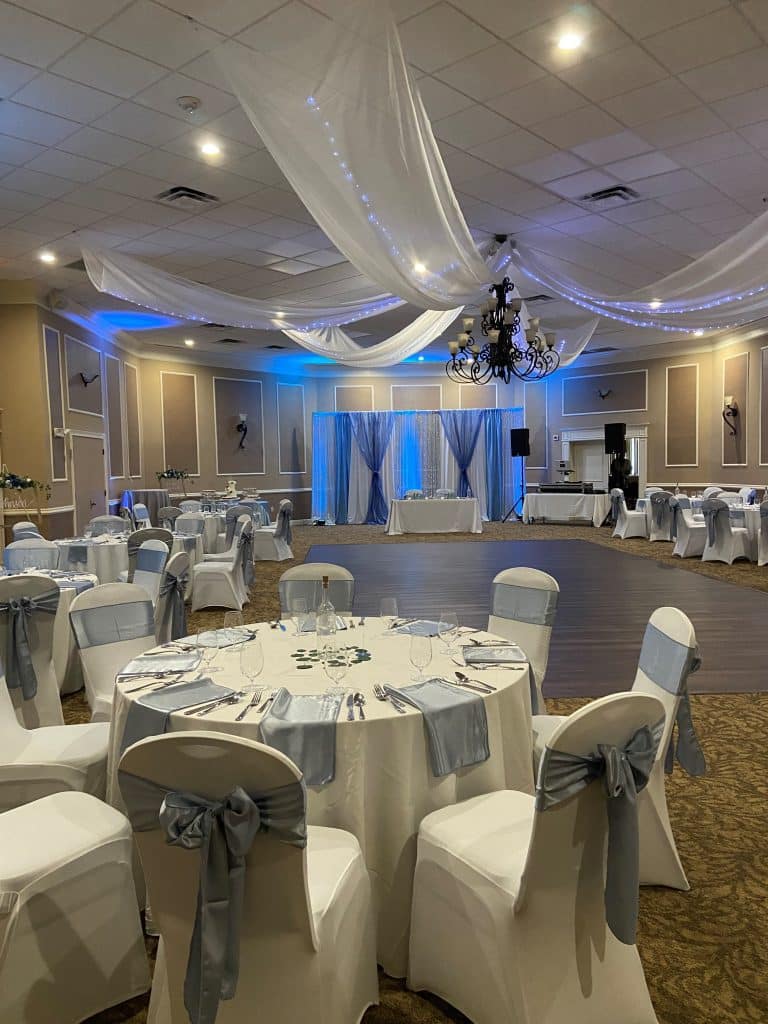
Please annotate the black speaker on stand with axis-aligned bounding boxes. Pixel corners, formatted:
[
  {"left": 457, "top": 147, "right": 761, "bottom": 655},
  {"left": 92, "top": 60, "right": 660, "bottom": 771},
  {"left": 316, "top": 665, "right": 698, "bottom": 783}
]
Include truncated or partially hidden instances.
[{"left": 504, "top": 428, "right": 530, "bottom": 522}]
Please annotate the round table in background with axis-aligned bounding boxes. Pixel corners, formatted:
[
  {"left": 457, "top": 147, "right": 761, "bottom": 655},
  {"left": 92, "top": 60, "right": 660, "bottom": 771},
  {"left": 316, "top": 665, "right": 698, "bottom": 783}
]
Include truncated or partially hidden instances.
[{"left": 108, "top": 617, "right": 534, "bottom": 976}]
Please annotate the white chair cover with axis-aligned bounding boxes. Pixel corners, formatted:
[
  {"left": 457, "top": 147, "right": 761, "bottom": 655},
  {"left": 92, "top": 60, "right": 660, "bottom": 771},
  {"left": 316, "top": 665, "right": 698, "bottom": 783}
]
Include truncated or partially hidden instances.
[
  {"left": 217, "top": 503, "right": 254, "bottom": 551},
  {"left": 610, "top": 488, "right": 647, "bottom": 540},
  {"left": 0, "top": 574, "right": 62, "bottom": 729},
  {"left": 11, "top": 521, "right": 41, "bottom": 539},
  {"left": 701, "top": 498, "right": 751, "bottom": 564},
  {"left": 119, "top": 528, "right": 174, "bottom": 583},
  {"left": 132, "top": 540, "right": 170, "bottom": 607},
  {"left": 118, "top": 732, "right": 377, "bottom": 1024},
  {"left": 202, "top": 514, "right": 249, "bottom": 564},
  {"left": 648, "top": 489, "right": 674, "bottom": 543},
  {"left": 701, "top": 486, "right": 722, "bottom": 499},
  {"left": 0, "top": 791, "right": 149, "bottom": 1021},
  {"left": 408, "top": 692, "right": 663, "bottom": 1024},
  {"left": 279, "top": 563, "right": 355, "bottom": 617},
  {"left": 89, "top": 514, "right": 127, "bottom": 537},
  {"left": 3, "top": 537, "right": 60, "bottom": 571},
  {"left": 69, "top": 583, "right": 156, "bottom": 722},
  {"left": 253, "top": 501, "right": 294, "bottom": 562},
  {"left": 738, "top": 486, "right": 757, "bottom": 505},
  {"left": 191, "top": 521, "right": 253, "bottom": 612},
  {"left": 176, "top": 512, "right": 206, "bottom": 536},
  {"left": 155, "top": 551, "right": 190, "bottom": 646},
  {"left": 671, "top": 502, "right": 706, "bottom": 559},
  {"left": 158, "top": 506, "right": 182, "bottom": 530},
  {"left": 758, "top": 501, "right": 768, "bottom": 567},
  {"left": 133, "top": 502, "right": 152, "bottom": 527},
  {"left": 179, "top": 500, "right": 202, "bottom": 513},
  {"left": 487, "top": 567, "right": 558, "bottom": 715}
]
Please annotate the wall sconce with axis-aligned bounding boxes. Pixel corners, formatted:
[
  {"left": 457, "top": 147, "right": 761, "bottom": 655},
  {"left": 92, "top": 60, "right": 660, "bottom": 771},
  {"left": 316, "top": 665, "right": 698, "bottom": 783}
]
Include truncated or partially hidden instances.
[
  {"left": 236, "top": 412, "right": 248, "bottom": 449},
  {"left": 79, "top": 371, "right": 100, "bottom": 387},
  {"left": 722, "top": 395, "right": 738, "bottom": 436}
]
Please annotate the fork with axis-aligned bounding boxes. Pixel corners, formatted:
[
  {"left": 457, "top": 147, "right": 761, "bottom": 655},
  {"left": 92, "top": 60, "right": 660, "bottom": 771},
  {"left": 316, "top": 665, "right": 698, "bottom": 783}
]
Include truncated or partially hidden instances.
[
  {"left": 235, "top": 688, "right": 264, "bottom": 722},
  {"left": 354, "top": 692, "right": 366, "bottom": 719},
  {"left": 346, "top": 692, "right": 355, "bottom": 721},
  {"left": 258, "top": 691, "right": 276, "bottom": 713},
  {"left": 123, "top": 671, "right": 184, "bottom": 693},
  {"left": 373, "top": 683, "right": 406, "bottom": 714}
]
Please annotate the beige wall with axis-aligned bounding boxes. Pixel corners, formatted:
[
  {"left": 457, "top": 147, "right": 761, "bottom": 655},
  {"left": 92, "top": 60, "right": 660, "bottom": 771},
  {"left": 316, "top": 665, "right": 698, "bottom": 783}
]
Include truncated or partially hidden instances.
[{"left": 314, "top": 372, "right": 520, "bottom": 413}]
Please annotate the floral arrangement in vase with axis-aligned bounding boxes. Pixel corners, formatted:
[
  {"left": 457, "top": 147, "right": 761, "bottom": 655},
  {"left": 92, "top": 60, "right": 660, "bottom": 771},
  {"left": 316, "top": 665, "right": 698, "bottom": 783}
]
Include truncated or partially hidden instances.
[{"left": 156, "top": 467, "right": 191, "bottom": 495}]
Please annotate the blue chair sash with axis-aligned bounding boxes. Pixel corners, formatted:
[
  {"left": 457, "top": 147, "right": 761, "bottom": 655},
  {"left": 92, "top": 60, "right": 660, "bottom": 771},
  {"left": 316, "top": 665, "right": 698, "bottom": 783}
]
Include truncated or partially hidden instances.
[
  {"left": 0, "top": 586, "right": 59, "bottom": 699},
  {"left": 70, "top": 600, "right": 155, "bottom": 649},
  {"left": 159, "top": 568, "right": 189, "bottom": 640},
  {"left": 536, "top": 718, "right": 664, "bottom": 945},
  {"left": 638, "top": 623, "right": 706, "bottom": 776},
  {"left": 491, "top": 582, "right": 558, "bottom": 627},
  {"left": 118, "top": 771, "right": 306, "bottom": 1024},
  {"left": 701, "top": 498, "right": 727, "bottom": 546},
  {"left": 135, "top": 546, "right": 168, "bottom": 574},
  {"left": 650, "top": 491, "right": 668, "bottom": 529}
]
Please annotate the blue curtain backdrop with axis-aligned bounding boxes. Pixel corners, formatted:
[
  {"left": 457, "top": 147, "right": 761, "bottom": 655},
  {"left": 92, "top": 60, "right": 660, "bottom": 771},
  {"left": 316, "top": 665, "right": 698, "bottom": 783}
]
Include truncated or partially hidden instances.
[
  {"left": 438, "top": 409, "right": 483, "bottom": 497},
  {"left": 484, "top": 409, "right": 505, "bottom": 521},
  {"left": 349, "top": 411, "right": 395, "bottom": 524},
  {"left": 333, "top": 412, "right": 352, "bottom": 525}
]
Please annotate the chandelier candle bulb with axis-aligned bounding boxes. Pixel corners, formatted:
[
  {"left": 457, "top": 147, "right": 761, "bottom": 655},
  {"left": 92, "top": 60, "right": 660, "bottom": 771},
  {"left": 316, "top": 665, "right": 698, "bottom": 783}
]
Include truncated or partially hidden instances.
[
  {"left": 462, "top": 317, "right": 475, "bottom": 330},
  {"left": 545, "top": 332, "right": 556, "bottom": 348},
  {"left": 448, "top": 340, "right": 459, "bottom": 354},
  {"left": 510, "top": 298, "right": 523, "bottom": 312},
  {"left": 503, "top": 309, "right": 516, "bottom": 324},
  {"left": 530, "top": 317, "right": 540, "bottom": 329},
  {"left": 526, "top": 328, "right": 538, "bottom": 343},
  {"left": 488, "top": 329, "right": 500, "bottom": 343}
]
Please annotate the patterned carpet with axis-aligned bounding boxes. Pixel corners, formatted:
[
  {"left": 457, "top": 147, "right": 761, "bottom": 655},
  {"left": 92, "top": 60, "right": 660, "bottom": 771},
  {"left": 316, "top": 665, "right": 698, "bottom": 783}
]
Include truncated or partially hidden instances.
[{"left": 73, "top": 523, "right": 768, "bottom": 1024}]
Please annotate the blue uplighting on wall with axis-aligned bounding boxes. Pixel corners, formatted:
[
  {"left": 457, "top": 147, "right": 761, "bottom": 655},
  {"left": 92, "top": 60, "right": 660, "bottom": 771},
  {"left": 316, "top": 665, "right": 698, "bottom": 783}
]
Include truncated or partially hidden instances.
[{"left": 94, "top": 310, "right": 183, "bottom": 331}]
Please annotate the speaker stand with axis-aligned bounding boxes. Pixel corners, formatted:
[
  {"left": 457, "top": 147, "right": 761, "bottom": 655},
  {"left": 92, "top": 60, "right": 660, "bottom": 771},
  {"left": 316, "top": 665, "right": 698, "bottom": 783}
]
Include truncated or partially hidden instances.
[{"left": 502, "top": 454, "right": 527, "bottom": 522}]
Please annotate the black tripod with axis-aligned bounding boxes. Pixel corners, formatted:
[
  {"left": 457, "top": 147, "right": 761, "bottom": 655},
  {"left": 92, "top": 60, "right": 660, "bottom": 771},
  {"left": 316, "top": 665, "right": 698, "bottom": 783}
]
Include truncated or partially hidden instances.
[{"left": 502, "top": 453, "right": 527, "bottom": 522}]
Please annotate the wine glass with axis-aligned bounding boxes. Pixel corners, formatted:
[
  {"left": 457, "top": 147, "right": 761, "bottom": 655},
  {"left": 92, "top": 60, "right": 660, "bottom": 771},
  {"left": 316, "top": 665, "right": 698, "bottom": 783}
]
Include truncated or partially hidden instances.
[
  {"left": 240, "top": 639, "right": 264, "bottom": 694},
  {"left": 223, "top": 610, "right": 244, "bottom": 640},
  {"left": 380, "top": 597, "right": 398, "bottom": 629},
  {"left": 323, "top": 639, "right": 349, "bottom": 687},
  {"left": 290, "top": 597, "right": 309, "bottom": 635},
  {"left": 197, "top": 628, "right": 220, "bottom": 676},
  {"left": 409, "top": 634, "right": 432, "bottom": 682},
  {"left": 438, "top": 611, "right": 459, "bottom": 654}
]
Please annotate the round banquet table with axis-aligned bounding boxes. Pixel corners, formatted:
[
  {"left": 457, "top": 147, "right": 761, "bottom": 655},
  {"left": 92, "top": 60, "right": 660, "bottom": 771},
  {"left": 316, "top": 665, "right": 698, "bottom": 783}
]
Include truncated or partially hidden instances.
[
  {"left": 54, "top": 533, "right": 204, "bottom": 585},
  {"left": 107, "top": 617, "right": 534, "bottom": 976}
]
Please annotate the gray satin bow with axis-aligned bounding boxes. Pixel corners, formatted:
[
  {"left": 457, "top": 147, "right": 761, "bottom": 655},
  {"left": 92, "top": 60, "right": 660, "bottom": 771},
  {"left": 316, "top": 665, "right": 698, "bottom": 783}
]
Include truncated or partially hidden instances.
[
  {"left": 664, "top": 654, "right": 706, "bottom": 777},
  {"left": 119, "top": 772, "right": 306, "bottom": 1024},
  {"left": 238, "top": 532, "right": 254, "bottom": 588},
  {"left": 701, "top": 499, "right": 727, "bottom": 546},
  {"left": 159, "top": 569, "right": 188, "bottom": 641},
  {"left": 610, "top": 490, "right": 622, "bottom": 523},
  {"left": 275, "top": 508, "right": 292, "bottom": 544},
  {"left": 536, "top": 718, "right": 663, "bottom": 945},
  {"left": 650, "top": 492, "right": 667, "bottom": 528},
  {"left": 669, "top": 498, "right": 683, "bottom": 539},
  {"left": 0, "top": 588, "right": 59, "bottom": 699}
]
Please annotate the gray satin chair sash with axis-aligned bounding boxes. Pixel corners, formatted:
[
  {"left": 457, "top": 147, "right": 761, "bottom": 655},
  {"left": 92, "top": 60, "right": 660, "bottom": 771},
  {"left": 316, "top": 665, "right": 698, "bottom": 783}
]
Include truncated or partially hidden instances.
[
  {"left": 70, "top": 599, "right": 155, "bottom": 649},
  {"left": 4, "top": 545, "right": 60, "bottom": 571},
  {"left": 701, "top": 498, "right": 727, "bottom": 546},
  {"left": 650, "top": 491, "right": 668, "bottom": 528},
  {"left": 609, "top": 488, "right": 623, "bottom": 522},
  {"left": 159, "top": 569, "right": 188, "bottom": 640},
  {"left": 760, "top": 503, "right": 768, "bottom": 533},
  {"left": 638, "top": 622, "right": 706, "bottom": 777},
  {"left": 0, "top": 586, "right": 59, "bottom": 699},
  {"left": 280, "top": 578, "right": 354, "bottom": 614},
  {"left": 669, "top": 496, "right": 692, "bottom": 538},
  {"left": 536, "top": 718, "right": 663, "bottom": 945},
  {"left": 224, "top": 507, "right": 251, "bottom": 547},
  {"left": 274, "top": 508, "right": 292, "bottom": 544},
  {"left": 118, "top": 771, "right": 307, "bottom": 1024},
  {"left": 238, "top": 532, "right": 254, "bottom": 588},
  {"left": 491, "top": 582, "right": 558, "bottom": 627},
  {"left": 135, "top": 546, "right": 168, "bottom": 574}
]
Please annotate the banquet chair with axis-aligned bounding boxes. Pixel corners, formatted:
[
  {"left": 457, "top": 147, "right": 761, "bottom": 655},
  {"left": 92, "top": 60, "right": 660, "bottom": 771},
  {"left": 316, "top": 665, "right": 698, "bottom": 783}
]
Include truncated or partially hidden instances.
[
  {"left": 11, "top": 520, "right": 42, "bottom": 539},
  {"left": 671, "top": 500, "right": 706, "bottom": 558},
  {"left": 533, "top": 607, "right": 704, "bottom": 890},
  {"left": 191, "top": 520, "right": 253, "bottom": 611},
  {"left": 0, "top": 791, "right": 150, "bottom": 1023},
  {"left": 701, "top": 486, "right": 722, "bottom": 500},
  {"left": 701, "top": 498, "right": 751, "bottom": 564},
  {"left": 644, "top": 486, "right": 662, "bottom": 497},
  {"left": 158, "top": 506, "right": 182, "bottom": 530},
  {"left": 131, "top": 540, "right": 170, "bottom": 608},
  {"left": 648, "top": 489, "right": 674, "bottom": 542},
  {"left": 118, "top": 732, "right": 377, "bottom": 1024},
  {"left": 241, "top": 499, "right": 270, "bottom": 525},
  {"left": 201, "top": 514, "right": 249, "bottom": 563},
  {"left": 253, "top": 499, "right": 294, "bottom": 561},
  {"left": 739, "top": 486, "right": 757, "bottom": 505},
  {"left": 715, "top": 490, "right": 742, "bottom": 506},
  {"left": 408, "top": 692, "right": 663, "bottom": 1024},
  {"left": 610, "top": 488, "right": 646, "bottom": 540},
  {"left": 215, "top": 502, "right": 253, "bottom": 552},
  {"left": 279, "top": 563, "right": 355, "bottom": 617},
  {"left": 0, "top": 574, "right": 63, "bottom": 729},
  {"left": 758, "top": 501, "right": 768, "bottom": 567},
  {"left": 3, "top": 537, "right": 60, "bottom": 571},
  {"left": 0, "top": 675, "right": 108, "bottom": 811},
  {"left": 435, "top": 488, "right": 456, "bottom": 499},
  {"left": 133, "top": 502, "right": 152, "bottom": 528},
  {"left": 175, "top": 511, "right": 205, "bottom": 537},
  {"left": 89, "top": 514, "right": 127, "bottom": 537},
  {"left": 179, "top": 500, "right": 202, "bottom": 513},
  {"left": 487, "top": 567, "right": 558, "bottom": 715},
  {"left": 404, "top": 489, "right": 424, "bottom": 499},
  {"left": 155, "top": 552, "right": 190, "bottom": 645},
  {"left": 118, "top": 528, "right": 173, "bottom": 584},
  {"left": 69, "top": 583, "right": 156, "bottom": 722}
]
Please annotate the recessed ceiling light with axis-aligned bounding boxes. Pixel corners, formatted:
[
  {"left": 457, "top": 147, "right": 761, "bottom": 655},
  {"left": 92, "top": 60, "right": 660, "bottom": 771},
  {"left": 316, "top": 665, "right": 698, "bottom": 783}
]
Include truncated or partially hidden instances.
[
  {"left": 413, "top": 262, "right": 427, "bottom": 274},
  {"left": 693, "top": 329, "right": 704, "bottom": 337},
  {"left": 184, "top": 338, "right": 195, "bottom": 347},
  {"left": 200, "top": 140, "right": 221, "bottom": 157},
  {"left": 557, "top": 32, "right": 583, "bottom": 51},
  {"left": 39, "top": 250, "right": 56, "bottom": 264},
  {"left": 417, "top": 355, "right": 425, "bottom": 361},
  {"left": 649, "top": 300, "right": 662, "bottom": 309}
]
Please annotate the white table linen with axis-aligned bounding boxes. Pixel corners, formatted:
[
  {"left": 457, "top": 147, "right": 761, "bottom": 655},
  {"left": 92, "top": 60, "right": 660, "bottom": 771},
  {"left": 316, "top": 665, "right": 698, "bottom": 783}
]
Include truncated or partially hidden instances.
[
  {"left": 386, "top": 497, "right": 483, "bottom": 536},
  {"left": 55, "top": 537, "right": 129, "bottom": 584},
  {"left": 523, "top": 492, "right": 612, "bottom": 528},
  {"left": 200, "top": 513, "right": 226, "bottom": 553},
  {"left": 106, "top": 618, "right": 533, "bottom": 976}
]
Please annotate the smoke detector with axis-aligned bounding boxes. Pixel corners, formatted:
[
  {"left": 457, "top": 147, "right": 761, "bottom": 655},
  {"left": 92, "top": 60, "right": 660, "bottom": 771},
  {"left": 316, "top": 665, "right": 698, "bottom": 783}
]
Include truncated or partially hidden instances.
[{"left": 176, "top": 95, "right": 202, "bottom": 115}]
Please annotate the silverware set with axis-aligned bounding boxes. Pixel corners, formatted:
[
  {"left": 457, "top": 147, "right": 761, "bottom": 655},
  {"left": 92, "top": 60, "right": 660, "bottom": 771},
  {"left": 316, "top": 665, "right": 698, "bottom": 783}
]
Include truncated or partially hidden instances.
[
  {"left": 346, "top": 692, "right": 366, "bottom": 719},
  {"left": 235, "top": 688, "right": 264, "bottom": 722},
  {"left": 453, "top": 671, "right": 495, "bottom": 694},
  {"left": 373, "top": 684, "right": 406, "bottom": 713},
  {"left": 122, "top": 670, "right": 185, "bottom": 693},
  {"left": 183, "top": 690, "right": 246, "bottom": 716}
]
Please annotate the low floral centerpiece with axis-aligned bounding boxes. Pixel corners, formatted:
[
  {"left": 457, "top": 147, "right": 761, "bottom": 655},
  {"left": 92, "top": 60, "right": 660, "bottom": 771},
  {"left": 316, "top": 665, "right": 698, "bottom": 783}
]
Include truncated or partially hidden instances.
[
  {"left": 156, "top": 467, "right": 191, "bottom": 496},
  {"left": 0, "top": 466, "right": 52, "bottom": 534}
]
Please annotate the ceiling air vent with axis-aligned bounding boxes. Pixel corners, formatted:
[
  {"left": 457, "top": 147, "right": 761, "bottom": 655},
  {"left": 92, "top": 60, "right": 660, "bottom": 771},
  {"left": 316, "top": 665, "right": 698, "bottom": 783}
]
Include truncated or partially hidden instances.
[
  {"left": 523, "top": 294, "right": 554, "bottom": 303},
  {"left": 154, "top": 185, "right": 220, "bottom": 211},
  {"left": 266, "top": 344, "right": 286, "bottom": 350},
  {"left": 215, "top": 337, "right": 243, "bottom": 344},
  {"left": 579, "top": 185, "right": 640, "bottom": 207},
  {"left": 587, "top": 346, "right": 619, "bottom": 353},
  {"left": 64, "top": 258, "right": 86, "bottom": 272}
]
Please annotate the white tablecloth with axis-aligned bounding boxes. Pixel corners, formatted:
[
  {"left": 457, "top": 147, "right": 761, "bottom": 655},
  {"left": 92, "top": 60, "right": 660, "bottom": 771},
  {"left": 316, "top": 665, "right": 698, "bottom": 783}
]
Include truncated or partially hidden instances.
[
  {"left": 55, "top": 537, "right": 130, "bottom": 583},
  {"left": 523, "top": 492, "right": 612, "bottom": 528},
  {"left": 200, "top": 513, "right": 226, "bottom": 553},
  {"left": 386, "top": 497, "right": 483, "bottom": 536},
  {"left": 107, "top": 618, "right": 533, "bottom": 976}
]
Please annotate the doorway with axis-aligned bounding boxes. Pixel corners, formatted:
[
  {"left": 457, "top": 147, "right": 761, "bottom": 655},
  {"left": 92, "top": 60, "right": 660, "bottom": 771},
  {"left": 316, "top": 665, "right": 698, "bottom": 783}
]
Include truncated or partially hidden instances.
[
  {"left": 71, "top": 432, "right": 107, "bottom": 533},
  {"left": 571, "top": 441, "right": 608, "bottom": 488}
]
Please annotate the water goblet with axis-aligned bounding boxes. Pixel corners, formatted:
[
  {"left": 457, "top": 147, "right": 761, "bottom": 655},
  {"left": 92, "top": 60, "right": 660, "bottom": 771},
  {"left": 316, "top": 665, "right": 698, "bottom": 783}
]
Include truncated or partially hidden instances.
[{"left": 409, "top": 634, "right": 432, "bottom": 682}]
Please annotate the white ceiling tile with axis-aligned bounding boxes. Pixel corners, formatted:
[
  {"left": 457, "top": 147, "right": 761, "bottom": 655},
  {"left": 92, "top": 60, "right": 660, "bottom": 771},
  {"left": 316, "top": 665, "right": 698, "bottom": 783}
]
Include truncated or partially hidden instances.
[
  {"left": 25, "top": 148, "right": 111, "bottom": 182},
  {"left": 114, "top": 199, "right": 187, "bottom": 227},
  {"left": 740, "top": 0, "right": 768, "bottom": 41},
  {"left": 665, "top": 131, "right": 755, "bottom": 168},
  {"left": 435, "top": 43, "right": 545, "bottom": 101},
  {"left": 513, "top": 152, "right": 589, "bottom": 183},
  {"left": 433, "top": 105, "right": 513, "bottom": 148},
  {"left": 416, "top": 77, "right": 474, "bottom": 121},
  {"left": 546, "top": 169, "right": 619, "bottom": 199},
  {"left": 255, "top": 215, "right": 310, "bottom": 239},
  {"left": 37, "top": 199, "right": 110, "bottom": 226},
  {"left": 159, "top": 0, "right": 283, "bottom": 34},
  {"left": 459, "top": 169, "right": 531, "bottom": 205},
  {"left": 655, "top": 184, "right": 730, "bottom": 210},
  {"left": 636, "top": 107, "right": 727, "bottom": 148},
  {"left": 241, "top": 186, "right": 312, "bottom": 220},
  {"left": 270, "top": 259, "right": 315, "bottom": 275},
  {"left": 92, "top": 102, "right": 191, "bottom": 145},
  {"left": 0, "top": 135, "right": 46, "bottom": 165},
  {"left": 680, "top": 47, "right": 768, "bottom": 102},
  {"left": 739, "top": 119, "right": 768, "bottom": 150},
  {"left": 202, "top": 107, "right": 262, "bottom": 147},
  {"left": 60, "top": 185, "right": 136, "bottom": 213},
  {"left": 81, "top": 215, "right": 160, "bottom": 238},
  {"left": 594, "top": 0, "right": 728, "bottom": 38},
  {"left": 683, "top": 199, "right": 751, "bottom": 224},
  {"left": 57, "top": 126, "right": 150, "bottom": 165},
  {"left": 13, "top": 0, "right": 133, "bottom": 33},
  {"left": 1, "top": 212, "right": 68, "bottom": 237},
  {"left": 398, "top": 3, "right": 494, "bottom": 72},
  {"left": 192, "top": 202, "right": 271, "bottom": 229},
  {"left": 95, "top": 167, "right": 169, "bottom": 199},
  {"left": 643, "top": 8, "right": 759, "bottom": 73},
  {"left": 558, "top": 45, "right": 666, "bottom": 102},
  {"left": 0, "top": 167, "right": 74, "bottom": 198},
  {"left": 12, "top": 73, "right": 120, "bottom": 122},
  {"left": 0, "top": 186, "right": 49, "bottom": 213},
  {"left": 712, "top": 85, "right": 768, "bottom": 128},
  {"left": 694, "top": 151, "right": 768, "bottom": 190},
  {"left": 572, "top": 130, "right": 651, "bottom": 164},
  {"left": 511, "top": 8, "right": 630, "bottom": 73},
  {"left": 300, "top": 249, "right": 347, "bottom": 267},
  {"left": 238, "top": 2, "right": 329, "bottom": 53},
  {"left": 392, "top": 0, "right": 436, "bottom": 21},
  {"left": 495, "top": 186, "right": 555, "bottom": 215},
  {"left": 97, "top": 1, "right": 222, "bottom": 69},
  {"left": 470, "top": 129, "right": 555, "bottom": 169},
  {"left": 630, "top": 168, "right": 708, "bottom": 197},
  {"left": 527, "top": 201, "right": 592, "bottom": 225},
  {"left": 175, "top": 41, "right": 254, "bottom": 93},
  {"left": 601, "top": 198, "right": 671, "bottom": 223},
  {"left": 251, "top": 236, "right": 316, "bottom": 258},
  {"left": 0, "top": 54, "right": 39, "bottom": 94},
  {"left": 486, "top": 76, "right": 585, "bottom": 126},
  {"left": 50, "top": 39, "right": 167, "bottom": 98},
  {"left": 455, "top": 0, "right": 574, "bottom": 36},
  {"left": 532, "top": 104, "right": 622, "bottom": 148},
  {"left": 227, "top": 150, "right": 288, "bottom": 187},
  {"left": 134, "top": 73, "right": 237, "bottom": 123},
  {"left": 160, "top": 132, "right": 254, "bottom": 167},
  {"left": 0, "top": 101, "right": 78, "bottom": 145},
  {"left": 604, "top": 151, "right": 680, "bottom": 181},
  {"left": 705, "top": 212, "right": 754, "bottom": 236},
  {"left": 601, "top": 78, "right": 700, "bottom": 126},
  {"left": 0, "top": 2, "right": 83, "bottom": 68},
  {"left": 123, "top": 149, "right": 200, "bottom": 180}
]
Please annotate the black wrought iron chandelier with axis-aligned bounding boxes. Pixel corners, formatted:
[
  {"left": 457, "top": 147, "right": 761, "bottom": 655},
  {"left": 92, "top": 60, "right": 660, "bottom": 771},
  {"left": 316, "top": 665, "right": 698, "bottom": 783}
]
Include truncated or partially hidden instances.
[{"left": 445, "top": 277, "right": 560, "bottom": 384}]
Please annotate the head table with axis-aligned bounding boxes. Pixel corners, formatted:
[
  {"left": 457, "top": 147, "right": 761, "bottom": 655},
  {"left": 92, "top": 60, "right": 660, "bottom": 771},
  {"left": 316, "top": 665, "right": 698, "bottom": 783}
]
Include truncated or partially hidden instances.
[{"left": 106, "top": 616, "right": 534, "bottom": 977}]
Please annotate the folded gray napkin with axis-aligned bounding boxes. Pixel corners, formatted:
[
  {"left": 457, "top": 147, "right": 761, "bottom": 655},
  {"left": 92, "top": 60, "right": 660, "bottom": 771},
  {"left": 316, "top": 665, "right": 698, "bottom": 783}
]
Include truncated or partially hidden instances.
[
  {"left": 195, "top": 627, "right": 256, "bottom": 648},
  {"left": 391, "top": 619, "right": 443, "bottom": 636},
  {"left": 119, "top": 678, "right": 230, "bottom": 756},
  {"left": 384, "top": 678, "right": 490, "bottom": 777},
  {"left": 462, "top": 644, "right": 527, "bottom": 665},
  {"left": 119, "top": 651, "right": 202, "bottom": 676},
  {"left": 64, "top": 543, "right": 90, "bottom": 567},
  {"left": 259, "top": 687, "right": 343, "bottom": 787}
]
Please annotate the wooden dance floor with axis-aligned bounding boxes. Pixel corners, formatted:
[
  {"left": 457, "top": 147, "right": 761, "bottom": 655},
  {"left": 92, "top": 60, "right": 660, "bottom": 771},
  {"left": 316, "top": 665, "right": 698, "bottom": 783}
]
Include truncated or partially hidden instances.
[{"left": 306, "top": 539, "right": 765, "bottom": 697}]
